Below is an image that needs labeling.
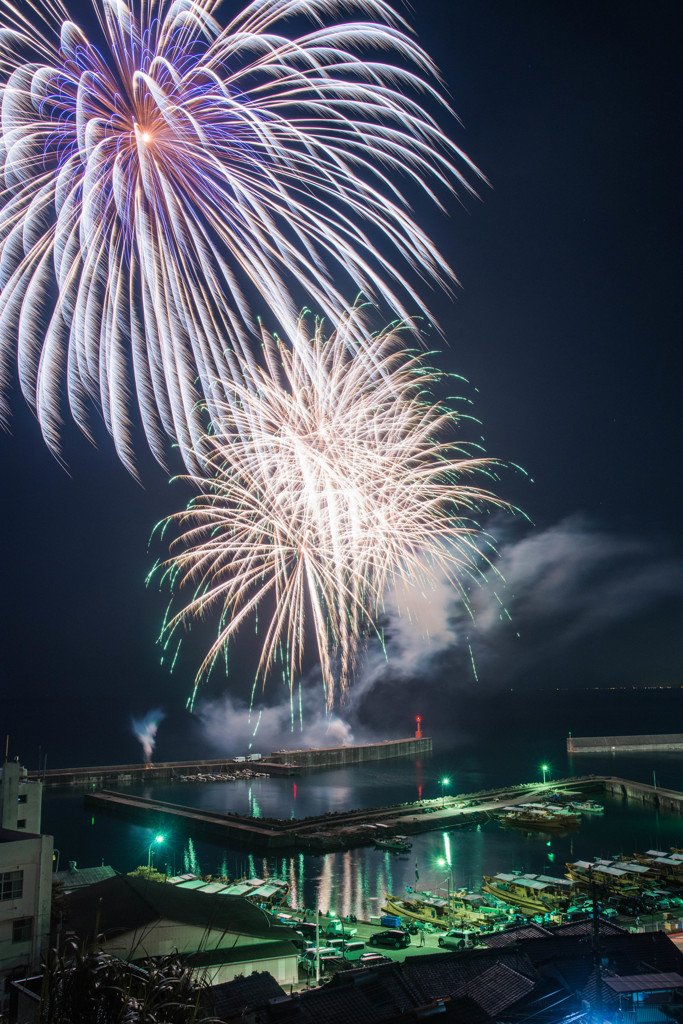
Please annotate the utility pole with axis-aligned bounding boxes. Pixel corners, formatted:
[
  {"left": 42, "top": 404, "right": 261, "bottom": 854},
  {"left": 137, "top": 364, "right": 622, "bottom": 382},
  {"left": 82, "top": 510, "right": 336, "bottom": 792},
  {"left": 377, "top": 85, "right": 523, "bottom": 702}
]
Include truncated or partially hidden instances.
[
  {"left": 315, "top": 908, "right": 320, "bottom": 986},
  {"left": 590, "top": 867, "right": 603, "bottom": 1023}
]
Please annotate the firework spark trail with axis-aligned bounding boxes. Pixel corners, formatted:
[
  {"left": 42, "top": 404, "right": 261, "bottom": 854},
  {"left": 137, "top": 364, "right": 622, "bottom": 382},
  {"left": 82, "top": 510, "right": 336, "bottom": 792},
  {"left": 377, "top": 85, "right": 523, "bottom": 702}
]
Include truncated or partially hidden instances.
[
  {"left": 152, "top": 307, "right": 509, "bottom": 709},
  {"left": 0, "top": 0, "right": 484, "bottom": 474}
]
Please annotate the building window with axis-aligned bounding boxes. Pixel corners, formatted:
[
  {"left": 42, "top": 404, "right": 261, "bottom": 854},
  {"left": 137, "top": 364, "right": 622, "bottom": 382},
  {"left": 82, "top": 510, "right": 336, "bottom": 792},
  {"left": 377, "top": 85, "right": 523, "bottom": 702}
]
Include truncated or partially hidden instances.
[
  {"left": 16, "top": 819, "right": 27, "bottom": 829},
  {"left": 0, "top": 870, "right": 23, "bottom": 901},
  {"left": 12, "top": 918, "right": 33, "bottom": 943},
  {"left": 18, "top": 794, "right": 27, "bottom": 804}
]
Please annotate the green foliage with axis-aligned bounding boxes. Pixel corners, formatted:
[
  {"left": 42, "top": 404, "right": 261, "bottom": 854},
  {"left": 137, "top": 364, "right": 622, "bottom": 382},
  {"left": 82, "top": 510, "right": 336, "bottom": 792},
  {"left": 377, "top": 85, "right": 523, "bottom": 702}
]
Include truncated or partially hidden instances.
[
  {"left": 37, "top": 942, "right": 220, "bottom": 1023},
  {"left": 126, "top": 865, "right": 167, "bottom": 882}
]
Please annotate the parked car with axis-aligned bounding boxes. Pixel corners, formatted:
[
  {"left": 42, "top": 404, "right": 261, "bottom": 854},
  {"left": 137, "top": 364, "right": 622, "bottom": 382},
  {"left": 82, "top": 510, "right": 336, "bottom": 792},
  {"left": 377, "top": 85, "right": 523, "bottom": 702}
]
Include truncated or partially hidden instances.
[
  {"left": 368, "top": 929, "right": 411, "bottom": 950},
  {"left": 358, "top": 952, "right": 392, "bottom": 967},
  {"left": 298, "top": 948, "right": 341, "bottom": 975},
  {"left": 437, "top": 928, "right": 479, "bottom": 949},
  {"left": 342, "top": 941, "right": 366, "bottom": 960}
]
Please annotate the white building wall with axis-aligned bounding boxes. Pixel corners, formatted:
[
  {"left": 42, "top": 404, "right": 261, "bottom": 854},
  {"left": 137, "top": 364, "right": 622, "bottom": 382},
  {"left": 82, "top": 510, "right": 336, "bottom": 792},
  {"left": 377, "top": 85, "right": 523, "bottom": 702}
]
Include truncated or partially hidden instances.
[
  {"left": 0, "top": 763, "right": 43, "bottom": 834},
  {"left": 100, "top": 921, "right": 281, "bottom": 960},
  {"left": 0, "top": 832, "right": 53, "bottom": 1005}
]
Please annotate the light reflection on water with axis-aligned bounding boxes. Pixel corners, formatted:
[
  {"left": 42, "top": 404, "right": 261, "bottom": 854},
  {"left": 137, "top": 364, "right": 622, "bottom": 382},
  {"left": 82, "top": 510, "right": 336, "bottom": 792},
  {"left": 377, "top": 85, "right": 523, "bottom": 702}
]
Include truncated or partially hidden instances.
[
  {"left": 43, "top": 785, "right": 682, "bottom": 921},
  {"left": 42, "top": 688, "right": 683, "bottom": 921}
]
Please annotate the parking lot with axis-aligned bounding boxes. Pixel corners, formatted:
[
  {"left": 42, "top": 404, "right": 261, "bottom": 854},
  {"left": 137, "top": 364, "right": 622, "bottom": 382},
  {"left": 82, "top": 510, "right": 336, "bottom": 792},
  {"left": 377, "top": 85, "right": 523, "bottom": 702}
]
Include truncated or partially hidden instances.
[{"left": 277, "top": 908, "right": 452, "bottom": 988}]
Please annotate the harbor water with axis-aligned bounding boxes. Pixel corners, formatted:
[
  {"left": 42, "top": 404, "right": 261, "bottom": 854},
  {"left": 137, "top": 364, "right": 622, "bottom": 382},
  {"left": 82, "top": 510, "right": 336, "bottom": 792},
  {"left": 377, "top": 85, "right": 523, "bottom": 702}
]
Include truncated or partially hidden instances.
[{"left": 44, "top": 688, "right": 683, "bottom": 919}]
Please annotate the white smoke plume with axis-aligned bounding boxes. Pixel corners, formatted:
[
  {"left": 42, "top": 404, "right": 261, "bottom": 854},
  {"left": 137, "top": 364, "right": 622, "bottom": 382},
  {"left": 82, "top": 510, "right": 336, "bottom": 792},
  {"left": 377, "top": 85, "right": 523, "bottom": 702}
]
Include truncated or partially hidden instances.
[
  {"left": 132, "top": 708, "right": 166, "bottom": 762},
  {"left": 197, "top": 517, "right": 683, "bottom": 745},
  {"left": 197, "top": 690, "right": 356, "bottom": 757}
]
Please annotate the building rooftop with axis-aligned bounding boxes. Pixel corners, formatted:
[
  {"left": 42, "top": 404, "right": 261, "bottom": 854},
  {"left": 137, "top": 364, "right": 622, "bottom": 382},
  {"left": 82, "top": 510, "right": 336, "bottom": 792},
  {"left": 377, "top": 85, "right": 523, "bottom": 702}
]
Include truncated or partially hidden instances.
[
  {"left": 60, "top": 874, "right": 294, "bottom": 944},
  {"left": 0, "top": 826, "right": 42, "bottom": 843}
]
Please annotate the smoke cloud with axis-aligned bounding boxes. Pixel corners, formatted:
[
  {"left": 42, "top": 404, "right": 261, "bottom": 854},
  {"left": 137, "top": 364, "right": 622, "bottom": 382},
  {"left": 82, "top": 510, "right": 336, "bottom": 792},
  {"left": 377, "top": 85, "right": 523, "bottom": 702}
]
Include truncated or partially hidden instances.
[
  {"left": 197, "top": 688, "right": 357, "bottom": 757},
  {"left": 355, "top": 514, "right": 683, "bottom": 695},
  {"left": 197, "top": 516, "right": 683, "bottom": 748},
  {"left": 132, "top": 708, "right": 166, "bottom": 762}
]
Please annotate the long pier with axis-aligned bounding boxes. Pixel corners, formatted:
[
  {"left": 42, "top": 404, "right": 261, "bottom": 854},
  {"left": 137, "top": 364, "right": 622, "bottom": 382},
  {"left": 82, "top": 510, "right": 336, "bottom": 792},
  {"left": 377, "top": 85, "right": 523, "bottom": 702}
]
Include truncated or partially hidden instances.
[
  {"left": 28, "top": 737, "right": 432, "bottom": 788},
  {"left": 85, "top": 775, "right": 616, "bottom": 854},
  {"left": 84, "top": 775, "right": 683, "bottom": 853}
]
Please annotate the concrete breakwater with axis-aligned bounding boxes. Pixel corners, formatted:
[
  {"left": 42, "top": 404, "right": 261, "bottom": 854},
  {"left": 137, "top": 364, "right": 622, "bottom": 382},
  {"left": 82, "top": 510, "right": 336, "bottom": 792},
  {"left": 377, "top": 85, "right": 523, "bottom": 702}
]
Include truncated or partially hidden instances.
[
  {"left": 267, "top": 737, "right": 432, "bottom": 768},
  {"left": 568, "top": 733, "right": 683, "bottom": 754},
  {"left": 605, "top": 777, "right": 683, "bottom": 812},
  {"left": 28, "top": 737, "right": 432, "bottom": 788},
  {"left": 84, "top": 776, "right": 609, "bottom": 854}
]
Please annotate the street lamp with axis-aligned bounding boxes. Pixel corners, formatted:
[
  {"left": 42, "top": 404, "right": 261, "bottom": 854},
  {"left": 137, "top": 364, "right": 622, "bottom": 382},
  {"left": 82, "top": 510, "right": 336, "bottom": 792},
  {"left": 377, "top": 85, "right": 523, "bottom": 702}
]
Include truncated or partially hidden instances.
[
  {"left": 437, "top": 856, "right": 453, "bottom": 929},
  {"left": 148, "top": 834, "right": 165, "bottom": 871},
  {"left": 541, "top": 764, "right": 549, "bottom": 785},
  {"left": 440, "top": 777, "right": 450, "bottom": 806}
]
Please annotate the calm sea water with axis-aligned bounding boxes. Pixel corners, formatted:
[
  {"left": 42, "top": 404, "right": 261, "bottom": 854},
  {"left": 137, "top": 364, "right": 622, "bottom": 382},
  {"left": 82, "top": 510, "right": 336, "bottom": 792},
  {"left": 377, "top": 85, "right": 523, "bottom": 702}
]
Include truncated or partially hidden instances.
[{"left": 43, "top": 689, "right": 683, "bottom": 919}]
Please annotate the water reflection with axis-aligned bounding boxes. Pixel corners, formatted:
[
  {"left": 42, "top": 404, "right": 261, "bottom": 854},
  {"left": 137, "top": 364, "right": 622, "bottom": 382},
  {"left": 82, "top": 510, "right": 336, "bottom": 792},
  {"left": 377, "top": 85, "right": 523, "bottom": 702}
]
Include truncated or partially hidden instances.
[
  {"left": 161, "top": 793, "right": 683, "bottom": 921},
  {"left": 39, "top": 687, "right": 683, "bottom": 923}
]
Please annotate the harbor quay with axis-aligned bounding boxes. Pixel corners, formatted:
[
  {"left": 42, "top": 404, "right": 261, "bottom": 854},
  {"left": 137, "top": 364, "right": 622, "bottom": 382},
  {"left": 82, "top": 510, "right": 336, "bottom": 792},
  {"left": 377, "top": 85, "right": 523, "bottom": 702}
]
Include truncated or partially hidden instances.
[{"left": 80, "top": 774, "right": 671, "bottom": 854}]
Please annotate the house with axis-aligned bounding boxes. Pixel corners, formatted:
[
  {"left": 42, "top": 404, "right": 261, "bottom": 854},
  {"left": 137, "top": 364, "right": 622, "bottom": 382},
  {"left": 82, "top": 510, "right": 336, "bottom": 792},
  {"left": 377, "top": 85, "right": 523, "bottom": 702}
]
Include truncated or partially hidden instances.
[{"left": 58, "top": 874, "right": 299, "bottom": 987}]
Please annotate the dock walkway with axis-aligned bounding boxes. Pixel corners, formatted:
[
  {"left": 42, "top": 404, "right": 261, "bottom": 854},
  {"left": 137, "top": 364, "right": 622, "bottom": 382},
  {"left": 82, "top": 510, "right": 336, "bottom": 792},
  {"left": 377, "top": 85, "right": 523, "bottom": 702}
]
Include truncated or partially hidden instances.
[{"left": 85, "top": 776, "right": 615, "bottom": 853}]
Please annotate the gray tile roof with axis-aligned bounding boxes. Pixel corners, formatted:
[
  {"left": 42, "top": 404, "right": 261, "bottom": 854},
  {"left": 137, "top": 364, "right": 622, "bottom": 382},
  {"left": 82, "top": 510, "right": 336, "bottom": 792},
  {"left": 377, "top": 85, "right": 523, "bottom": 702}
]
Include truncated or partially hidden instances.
[
  {"left": 452, "top": 962, "right": 535, "bottom": 1015},
  {"left": 60, "top": 874, "right": 294, "bottom": 944},
  {"left": 54, "top": 865, "right": 117, "bottom": 892},
  {"left": 211, "top": 971, "right": 286, "bottom": 1018}
]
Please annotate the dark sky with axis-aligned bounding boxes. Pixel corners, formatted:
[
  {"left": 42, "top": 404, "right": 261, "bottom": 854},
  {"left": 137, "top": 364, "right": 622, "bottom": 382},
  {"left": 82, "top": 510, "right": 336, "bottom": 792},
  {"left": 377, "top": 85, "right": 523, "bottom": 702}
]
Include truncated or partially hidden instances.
[{"left": 1, "top": 0, "right": 681, "bottom": 767}]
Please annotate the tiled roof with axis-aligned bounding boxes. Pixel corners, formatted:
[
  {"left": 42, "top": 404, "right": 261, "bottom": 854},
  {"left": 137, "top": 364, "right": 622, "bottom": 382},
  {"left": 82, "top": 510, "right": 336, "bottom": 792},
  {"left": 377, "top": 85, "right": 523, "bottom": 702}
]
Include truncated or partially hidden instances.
[
  {"left": 452, "top": 962, "right": 535, "bottom": 1015},
  {"left": 54, "top": 865, "right": 117, "bottom": 892},
  {"left": 478, "top": 923, "right": 553, "bottom": 947},
  {"left": 61, "top": 874, "right": 293, "bottom": 943},
  {"left": 212, "top": 971, "right": 285, "bottom": 1018},
  {"left": 604, "top": 972, "right": 683, "bottom": 994}
]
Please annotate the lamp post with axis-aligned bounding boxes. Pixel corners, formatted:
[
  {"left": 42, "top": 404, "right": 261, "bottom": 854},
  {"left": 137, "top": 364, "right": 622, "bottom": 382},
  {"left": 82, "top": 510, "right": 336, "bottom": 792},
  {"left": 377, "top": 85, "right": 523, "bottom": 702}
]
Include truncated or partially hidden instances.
[
  {"left": 437, "top": 857, "right": 453, "bottom": 930},
  {"left": 541, "top": 764, "right": 549, "bottom": 786},
  {"left": 148, "top": 834, "right": 165, "bottom": 872},
  {"left": 440, "top": 777, "right": 450, "bottom": 806},
  {"left": 438, "top": 832, "right": 454, "bottom": 928}
]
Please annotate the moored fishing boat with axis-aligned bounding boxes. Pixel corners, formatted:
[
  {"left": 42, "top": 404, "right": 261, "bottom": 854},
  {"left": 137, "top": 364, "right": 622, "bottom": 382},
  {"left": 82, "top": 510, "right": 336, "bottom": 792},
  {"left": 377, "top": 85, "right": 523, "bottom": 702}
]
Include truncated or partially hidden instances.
[
  {"left": 375, "top": 835, "right": 412, "bottom": 852},
  {"left": 631, "top": 850, "right": 683, "bottom": 888},
  {"left": 565, "top": 799, "right": 604, "bottom": 814},
  {"left": 449, "top": 888, "right": 510, "bottom": 924},
  {"left": 497, "top": 806, "right": 580, "bottom": 832},
  {"left": 481, "top": 872, "right": 577, "bottom": 916},
  {"left": 382, "top": 893, "right": 451, "bottom": 929},
  {"left": 565, "top": 859, "right": 651, "bottom": 897}
]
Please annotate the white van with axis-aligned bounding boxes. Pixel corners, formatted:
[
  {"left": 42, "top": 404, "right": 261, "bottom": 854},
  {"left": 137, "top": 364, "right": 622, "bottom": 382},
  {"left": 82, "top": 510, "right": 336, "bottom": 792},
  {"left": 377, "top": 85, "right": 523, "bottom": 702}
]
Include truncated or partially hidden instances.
[{"left": 298, "top": 947, "right": 339, "bottom": 975}]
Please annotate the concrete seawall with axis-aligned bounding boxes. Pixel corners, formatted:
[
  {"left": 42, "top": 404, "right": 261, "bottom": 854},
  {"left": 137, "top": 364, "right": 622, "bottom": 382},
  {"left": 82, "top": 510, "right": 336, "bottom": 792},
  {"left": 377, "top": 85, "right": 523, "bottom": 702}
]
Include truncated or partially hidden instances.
[
  {"left": 568, "top": 733, "right": 683, "bottom": 753},
  {"left": 267, "top": 737, "right": 432, "bottom": 768},
  {"left": 604, "top": 777, "right": 683, "bottom": 812},
  {"left": 27, "top": 737, "right": 432, "bottom": 788}
]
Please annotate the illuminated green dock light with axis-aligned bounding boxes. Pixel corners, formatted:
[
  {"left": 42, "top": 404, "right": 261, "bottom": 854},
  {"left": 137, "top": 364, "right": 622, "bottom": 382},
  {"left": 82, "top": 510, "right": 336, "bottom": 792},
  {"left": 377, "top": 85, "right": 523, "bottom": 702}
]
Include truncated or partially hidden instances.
[{"left": 148, "top": 834, "right": 165, "bottom": 870}]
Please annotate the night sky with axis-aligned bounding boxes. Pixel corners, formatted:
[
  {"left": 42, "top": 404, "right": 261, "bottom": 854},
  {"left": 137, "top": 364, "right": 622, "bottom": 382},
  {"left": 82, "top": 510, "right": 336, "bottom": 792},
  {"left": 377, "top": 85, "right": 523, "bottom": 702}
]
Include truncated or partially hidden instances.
[{"left": 1, "top": 0, "right": 681, "bottom": 768}]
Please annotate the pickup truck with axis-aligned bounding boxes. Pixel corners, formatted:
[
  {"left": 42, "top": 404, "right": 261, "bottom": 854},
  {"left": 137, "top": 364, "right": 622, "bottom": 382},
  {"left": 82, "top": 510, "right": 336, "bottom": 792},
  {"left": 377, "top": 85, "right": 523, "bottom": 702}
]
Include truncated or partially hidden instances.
[{"left": 325, "top": 918, "right": 357, "bottom": 939}]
